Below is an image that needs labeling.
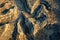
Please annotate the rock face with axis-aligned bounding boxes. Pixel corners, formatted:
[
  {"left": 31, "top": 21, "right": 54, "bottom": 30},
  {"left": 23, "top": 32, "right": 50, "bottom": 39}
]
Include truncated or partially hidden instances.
[{"left": 0, "top": 0, "right": 60, "bottom": 40}]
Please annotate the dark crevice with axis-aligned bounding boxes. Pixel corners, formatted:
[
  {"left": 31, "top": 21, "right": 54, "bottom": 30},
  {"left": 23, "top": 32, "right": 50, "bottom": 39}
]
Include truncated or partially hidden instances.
[
  {"left": 36, "top": 13, "right": 47, "bottom": 24},
  {"left": 0, "top": 2, "right": 9, "bottom": 8},
  {"left": 32, "top": 0, "right": 51, "bottom": 18},
  {"left": 0, "top": 23, "right": 5, "bottom": 26},
  {"left": 25, "top": 18, "right": 34, "bottom": 34},
  {"left": 15, "top": 0, "right": 31, "bottom": 13},
  {"left": 20, "top": 14, "right": 30, "bottom": 34},
  {"left": 2, "top": 9, "right": 10, "bottom": 14},
  {"left": 12, "top": 23, "right": 18, "bottom": 40},
  {"left": 2, "top": 6, "right": 14, "bottom": 14},
  {"left": 41, "top": 1, "right": 51, "bottom": 10},
  {"left": 20, "top": 0, "right": 31, "bottom": 13},
  {"left": 0, "top": 22, "right": 9, "bottom": 26},
  {"left": 0, "top": 3, "right": 5, "bottom": 8},
  {"left": 12, "top": 13, "right": 20, "bottom": 40},
  {"left": 20, "top": 14, "right": 34, "bottom": 40},
  {"left": 32, "top": 5, "right": 43, "bottom": 18},
  {"left": 9, "top": 6, "right": 14, "bottom": 9}
]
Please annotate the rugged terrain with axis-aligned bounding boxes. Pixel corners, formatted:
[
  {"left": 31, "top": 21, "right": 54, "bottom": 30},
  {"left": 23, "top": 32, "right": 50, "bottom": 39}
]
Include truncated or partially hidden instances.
[{"left": 0, "top": 0, "right": 60, "bottom": 40}]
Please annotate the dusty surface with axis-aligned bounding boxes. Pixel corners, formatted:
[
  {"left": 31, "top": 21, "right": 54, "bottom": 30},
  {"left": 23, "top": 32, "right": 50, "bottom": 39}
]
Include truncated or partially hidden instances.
[{"left": 0, "top": 0, "right": 60, "bottom": 40}]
